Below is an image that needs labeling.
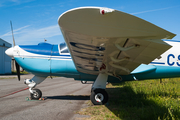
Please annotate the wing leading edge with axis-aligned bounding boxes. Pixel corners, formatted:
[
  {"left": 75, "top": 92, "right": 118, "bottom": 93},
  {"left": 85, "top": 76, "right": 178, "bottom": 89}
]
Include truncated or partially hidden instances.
[{"left": 58, "top": 7, "right": 176, "bottom": 76}]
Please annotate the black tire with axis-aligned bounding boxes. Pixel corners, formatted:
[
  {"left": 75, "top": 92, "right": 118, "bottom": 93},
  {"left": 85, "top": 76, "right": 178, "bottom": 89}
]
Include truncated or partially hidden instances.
[
  {"left": 30, "top": 89, "right": 42, "bottom": 100},
  {"left": 90, "top": 89, "right": 108, "bottom": 105},
  {"left": 81, "top": 81, "right": 87, "bottom": 84}
]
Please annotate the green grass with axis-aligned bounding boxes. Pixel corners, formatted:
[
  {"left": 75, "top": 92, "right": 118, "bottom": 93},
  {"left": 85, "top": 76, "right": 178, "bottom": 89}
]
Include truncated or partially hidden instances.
[
  {"left": 78, "top": 78, "right": 180, "bottom": 120},
  {"left": 12, "top": 70, "right": 29, "bottom": 75}
]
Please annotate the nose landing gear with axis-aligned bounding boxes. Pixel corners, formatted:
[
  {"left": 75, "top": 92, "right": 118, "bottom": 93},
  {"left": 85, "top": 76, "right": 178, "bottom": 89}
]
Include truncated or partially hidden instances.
[{"left": 24, "top": 75, "right": 47, "bottom": 100}]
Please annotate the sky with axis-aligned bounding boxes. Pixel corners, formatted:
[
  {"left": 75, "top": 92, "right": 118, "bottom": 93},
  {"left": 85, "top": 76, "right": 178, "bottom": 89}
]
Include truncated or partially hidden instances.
[{"left": 0, "top": 0, "right": 180, "bottom": 45}]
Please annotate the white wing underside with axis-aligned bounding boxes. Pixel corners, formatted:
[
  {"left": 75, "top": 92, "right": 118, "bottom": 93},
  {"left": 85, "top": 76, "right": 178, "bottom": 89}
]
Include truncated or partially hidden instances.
[{"left": 58, "top": 7, "right": 176, "bottom": 76}]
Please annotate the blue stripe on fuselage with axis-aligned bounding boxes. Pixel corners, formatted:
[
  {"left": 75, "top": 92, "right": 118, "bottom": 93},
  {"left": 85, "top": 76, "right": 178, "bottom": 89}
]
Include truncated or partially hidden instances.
[
  {"left": 20, "top": 43, "right": 53, "bottom": 56},
  {"left": 19, "top": 43, "right": 71, "bottom": 57}
]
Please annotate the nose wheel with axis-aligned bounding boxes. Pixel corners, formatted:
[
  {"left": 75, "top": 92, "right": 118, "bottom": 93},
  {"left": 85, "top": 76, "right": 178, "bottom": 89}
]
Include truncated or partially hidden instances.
[
  {"left": 30, "top": 89, "right": 42, "bottom": 100},
  {"left": 90, "top": 89, "right": 108, "bottom": 105}
]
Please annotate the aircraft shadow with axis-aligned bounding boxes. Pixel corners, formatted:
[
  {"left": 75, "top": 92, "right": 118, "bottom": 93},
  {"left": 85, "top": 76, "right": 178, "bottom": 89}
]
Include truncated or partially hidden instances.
[
  {"left": 45, "top": 95, "right": 90, "bottom": 100},
  {"left": 105, "top": 84, "right": 180, "bottom": 120}
]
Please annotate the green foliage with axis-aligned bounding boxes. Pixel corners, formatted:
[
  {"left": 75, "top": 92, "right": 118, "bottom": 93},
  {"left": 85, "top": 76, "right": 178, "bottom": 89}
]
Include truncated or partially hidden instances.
[
  {"left": 12, "top": 70, "right": 29, "bottom": 75},
  {"left": 79, "top": 78, "right": 180, "bottom": 120}
]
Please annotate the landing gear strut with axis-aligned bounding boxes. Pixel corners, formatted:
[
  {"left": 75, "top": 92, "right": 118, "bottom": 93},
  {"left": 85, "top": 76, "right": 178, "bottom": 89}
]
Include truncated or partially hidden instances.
[{"left": 90, "top": 73, "right": 109, "bottom": 105}]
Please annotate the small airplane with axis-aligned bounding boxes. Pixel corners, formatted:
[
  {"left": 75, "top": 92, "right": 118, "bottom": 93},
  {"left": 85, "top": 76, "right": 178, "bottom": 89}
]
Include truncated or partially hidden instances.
[{"left": 5, "top": 7, "right": 179, "bottom": 105}]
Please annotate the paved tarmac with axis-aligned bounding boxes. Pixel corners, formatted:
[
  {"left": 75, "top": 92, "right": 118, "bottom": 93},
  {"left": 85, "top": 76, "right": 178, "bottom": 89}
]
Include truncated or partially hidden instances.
[{"left": 0, "top": 75, "right": 92, "bottom": 120}]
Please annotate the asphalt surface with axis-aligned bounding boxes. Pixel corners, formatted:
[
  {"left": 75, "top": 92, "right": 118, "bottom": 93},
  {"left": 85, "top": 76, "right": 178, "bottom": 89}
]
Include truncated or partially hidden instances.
[{"left": 0, "top": 75, "right": 92, "bottom": 120}]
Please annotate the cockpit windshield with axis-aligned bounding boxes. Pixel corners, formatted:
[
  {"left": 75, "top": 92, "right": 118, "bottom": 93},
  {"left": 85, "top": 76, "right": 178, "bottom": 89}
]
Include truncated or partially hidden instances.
[{"left": 59, "top": 43, "right": 69, "bottom": 54}]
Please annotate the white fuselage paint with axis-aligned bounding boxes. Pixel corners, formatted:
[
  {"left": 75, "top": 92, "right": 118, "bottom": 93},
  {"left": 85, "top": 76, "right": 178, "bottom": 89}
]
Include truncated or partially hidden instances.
[{"left": 150, "top": 40, "right": 180, "bottom": 67}]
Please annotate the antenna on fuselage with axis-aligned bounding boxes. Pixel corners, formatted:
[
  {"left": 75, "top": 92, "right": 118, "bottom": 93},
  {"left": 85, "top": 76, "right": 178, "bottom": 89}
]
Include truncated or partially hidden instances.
[{"left": 44, "top": 38, "right": 47, "bottom": 42}]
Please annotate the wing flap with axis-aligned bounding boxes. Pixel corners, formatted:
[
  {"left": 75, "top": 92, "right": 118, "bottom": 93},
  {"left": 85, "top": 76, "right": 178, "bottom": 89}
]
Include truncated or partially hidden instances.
[{"left": 105, "top": 38, "right": 171, "bottom": 75}]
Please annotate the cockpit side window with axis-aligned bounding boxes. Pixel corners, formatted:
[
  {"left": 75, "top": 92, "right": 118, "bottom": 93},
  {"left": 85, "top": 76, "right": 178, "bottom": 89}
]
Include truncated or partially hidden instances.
[{"left": 59, "top": 43, "right": 70, "bottom": 55}]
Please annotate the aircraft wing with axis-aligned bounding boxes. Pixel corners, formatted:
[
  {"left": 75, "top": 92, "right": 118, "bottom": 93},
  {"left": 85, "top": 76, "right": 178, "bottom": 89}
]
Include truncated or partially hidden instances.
[{"left": 58, "top": 7, "right": 176, "bottom": 76}]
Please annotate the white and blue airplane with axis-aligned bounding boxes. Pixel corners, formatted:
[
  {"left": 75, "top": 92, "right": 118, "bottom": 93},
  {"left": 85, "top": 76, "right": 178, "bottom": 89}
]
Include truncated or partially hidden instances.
[{"left": 5, "top": 7, "right": 179, "bottom": 105}]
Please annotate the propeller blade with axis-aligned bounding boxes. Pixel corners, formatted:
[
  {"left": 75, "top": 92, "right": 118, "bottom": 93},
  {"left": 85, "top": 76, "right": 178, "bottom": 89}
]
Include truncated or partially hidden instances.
[
  {"left": 10, "top": 21, "right": 21, "bottom": 81},
  {"left": 10, "top": 21, "right": 15, "bottom": 47},
  {"left": 15, "top": 61, "right": 20, "bottom": 81}
]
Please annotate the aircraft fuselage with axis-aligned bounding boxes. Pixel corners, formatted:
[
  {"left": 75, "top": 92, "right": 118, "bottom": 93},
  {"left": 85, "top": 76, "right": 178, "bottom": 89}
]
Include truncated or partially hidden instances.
[{"left": 6, "top": 40, "right": 180, "bottom": 83}]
